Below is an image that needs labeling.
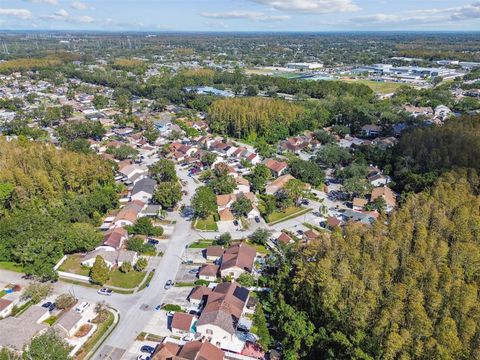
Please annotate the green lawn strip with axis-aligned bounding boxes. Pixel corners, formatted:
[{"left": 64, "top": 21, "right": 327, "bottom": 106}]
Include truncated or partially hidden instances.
[
  {"left": 188, "top": 240, "right": 214, "bottom": 248},
  {"left": 267, "top": 207, "right": 312, "bottom": 225},
  {"left": 0, "top": 261, "right": 25, "bottom": 273},
  {"left": 13, "top": 300, "right": 33, "bottom": 317},
  {"left": 303, "top": 222, "right": 328, "bottom": 233},
  {"left": 76, "top": 311, "right": 115, "bottom": 360},
  {"left": 58, "top": 255, "right": 90, "bottom": 276},
  {"left": 194, "top": 216, "right": 218, "bottom": 231},
  {"left": 340, "top": 78, "right": 405, "bottom": 94},
  {"left": 106, "top": 269, "right": 146, "bottom": 289},
  {"left": 44, "top": 315, "right": 58, "bottom": 326},
  {"left": 175, "top": 282, "right": 195, "bottom": 287},
  {"left": 138, "top": 271, "right": 155, "bottom": 291}
]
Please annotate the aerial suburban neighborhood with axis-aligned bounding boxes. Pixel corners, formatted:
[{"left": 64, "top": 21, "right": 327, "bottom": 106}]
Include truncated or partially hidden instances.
[{"left": 0, "top": 6, "right": 480, "bottom": 359}]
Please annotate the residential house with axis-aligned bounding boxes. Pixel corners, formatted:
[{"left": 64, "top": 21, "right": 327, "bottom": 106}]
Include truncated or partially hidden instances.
[
  {"left": 102, "top": 228, "right": 128, "bottom": 250},
  {"left": 188, "top": 286, "right": 213, "bottom": 307},
  {"left": 352, "top": 197, "right": 368, "bottom": 211},
  {"left": 371, "top": 186, "right": 397, "bottom": 212},
  {"left": 196, "top": 282, "right": 249, "bottom": 349},
  {"left": 327, "top": 216, "right": 343, "bottom": 229},
  {"left": 303, "top": 229, "right": 321, "bottom": 244},
  {"left": 434, "top": 105, "right": 452, "bottom": 121},
  {"left": 113, "top": 200, "right": 144, "bottom": 227},
  {"left": 264, "top": 159, "right": 288, "bottom": 177},
  {"left": 276, "top": 232, "right": 294, "bottom": 245},
  {"left": 0, "top": 298, "right": 14, "bottom": 318},
  {"left": 199, "top": 264, "right": 219, "bottom": 282},
  {"left": 81, "top": 248, "right": 138, "bottom": 269},
  {"left": 177, "top": 340, "right": 224, "bottom": 360},
  {"left": 219, "top": 242, "right": 256, "bottom": 279},
  {"left": 0, "top": 305, "right": 50, "bottom": 350},
  {"left": 403, "top": 104, "right": 434, "bottom": 118},
  {"left": 53, "top": 308, "right": 83, "bottom": 338},
  {"left": 205, "top": 246, "right": 224, "bottom": 262},
  {"left": 151, "top": 342, "right": 181, "bottom": 360},
  {"left": 171, "top": 312, "right": 196, "bottom": 337},
  {"left": 218, "top": 208, "right": 235, "bottom": 223},
  {"left": 131, "top": 177, "right": 157, "bottom": 202},
  {"left": 367, "top": 173, "right": 390, "bottom": 187},
  {"left": 118, "top": 164, "right": 145, "bottom": 183},
  {"left": 265, "top": 174, "right": 295, "bottom": 195},
  {"left": 216, "top": 194, "right": 237, "bottom": 211},
  {"left": 361, "top": 124, "right": 382, "bottom": 137},
  {"left": 234, "top": 177, "right": 251, "bottom": 194}
]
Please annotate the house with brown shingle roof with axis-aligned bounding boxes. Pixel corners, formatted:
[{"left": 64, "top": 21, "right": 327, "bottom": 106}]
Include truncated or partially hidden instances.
[
  {"left": 265, "top": 174, "right": 295, "bottom": 195},
  {"left": 171, "top": 312, "right": 196, "bottom": 337},
  {"left": 178, "top": 340, "right": 224, "bottom": 360},
  {"left": 205, "top": 246, "right": 224, "bottom": 262},
  {"left": 196, "top": 282, "right": 249, "bottom": 350},
  {"left": 370, "top": 186, "right": 397, "bottom": 212},
  {"left": 220, "top": 242, "right": 256, "bottom": 279},
  {"left": 199, "top": 264, "right": 219, "bottom": 282},
  {"left": 264, "top": 159, "right": 288, "bottom": 177},
  {"left": 188, "top": 286, "right": 213, "bottom": 307},
  {"left": 102, "top": 227, "right": 128, "bottom": 250}
]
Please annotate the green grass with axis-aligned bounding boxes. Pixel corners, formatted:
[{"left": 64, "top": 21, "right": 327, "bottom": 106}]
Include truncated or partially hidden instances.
[
  {"left": 13, "top": 300, "right": 33, "bottom": 317},
  {"left": 175, "top": 282, "right": 195, "bottom": 287},
  {"left": 76, "top": 311, "right": 115, "bottom": 360},
  {"left": 188, "top": 240, "right": 214, "bottom": 248},
  {"left": 194, "top": 216, "right": 218, "bottom": 231},
  {"left": 138, "top": 271, "right": 155, "bottom": 291},
  {"left": 245, "top": 240, "right": 269, "bottom": 254},
  {"left": 267, "top": 207, "right": 312, "bottom": 225},
  {"left": 0, "top": 261, "right": 24, "bottom": 273},
  {"left": 44, "top": 315, "right": 58, "bottom": 326},
  {"left": 0, "top": 290, "right": 6, "bottom": 298},
  {"left": 106, "top": 269, "right": 146, "bottom": 289},
  {"left": 58, "top": 255, "right": 90, "bottom": 276},
  {"left": 341, "top": 78, "right": 406, "bottom": 94}
]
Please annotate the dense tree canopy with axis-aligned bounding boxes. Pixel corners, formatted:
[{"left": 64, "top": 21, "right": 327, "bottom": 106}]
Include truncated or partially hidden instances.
[
  {"left": 0, "top": 138, "right": 117, "bottom": 279},
  {"left": 267, "top": 170, "right": 480, "bottom": 360}
]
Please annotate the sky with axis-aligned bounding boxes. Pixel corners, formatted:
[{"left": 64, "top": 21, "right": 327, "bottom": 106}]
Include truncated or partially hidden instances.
[{"left": 0, "top": 0, "right": 480, "bottom": 32}]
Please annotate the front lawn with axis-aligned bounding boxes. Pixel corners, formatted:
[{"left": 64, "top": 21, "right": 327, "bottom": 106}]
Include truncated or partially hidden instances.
[
  {"left": 188, "top": 240, "right": 214, "bottom": 248},
  {"left": 76, "top": 311, "right": 115, "bottom": 360},
  {"left": 58, "top": 255, "right": 90, "bottom": 276},
  {"left": 106, "top": 269, "right": 146, "bottom": 289},
  {"left": 194, "top": 216, "right": 218, "bottom": 231},
  {"left": 0, "top": 261, "right": 25, "bottom": 273},
  {"left": 267, "top": 207, "right": 311, "bottom": 225},
  {"left": 245, "top": 240, "right": 269, "bottom": 254}
]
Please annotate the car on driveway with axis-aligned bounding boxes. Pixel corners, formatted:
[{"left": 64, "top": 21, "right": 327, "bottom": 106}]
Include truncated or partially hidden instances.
[
  {"left": 254, "top": 216, "right": 261, "bottom": 223},
  {"left": 75, "top": 302, "right": 89, "bottom": 313},
  {"left": 41, "top": 302, "right": 52, "bottom": 309},
  {"left": 147, "top": 238, "right": 159, "bottom": 245},
  {"left": 97, "top": 288, "right": 113, "bottom": 296},
  {"left": 140, "top": 345, "right": 156, "bottom": 354},
  {"left": 233, "top": 220, "right": 239, "bottom": 226},
  {"left": 188, "top": 268, "right": 199, "bottom": 274},
  {"left": 136, "top": 355, "right": 150, "bottom": 360},
  {"left": 164, "top": 280, "right": 174, "bottom": 290}
]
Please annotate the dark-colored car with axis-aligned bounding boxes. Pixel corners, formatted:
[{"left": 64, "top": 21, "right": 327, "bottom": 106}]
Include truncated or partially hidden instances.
[
  {"left": 233, "top": 220, "right": 239, "bottom": 226},
  {"left": 140, "top": 345, "right": 156, "bottom": 354},
  {"left": 42, "top": 302, "right": 52, "bottom": 308},
  {"left": 164, "top": 280, "right": 174, "bottom": 290},
  {"left": 147, "top": 239, "right": 159, "bottom": 245},
  {"left": 254, "top": 216, "right": 261, "bottom": 223}
]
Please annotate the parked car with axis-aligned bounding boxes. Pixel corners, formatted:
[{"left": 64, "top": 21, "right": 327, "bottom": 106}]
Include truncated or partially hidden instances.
[
  {"left": 97, "top": 288, "right": 113, "bottom": 296},
  {"left": 296, "top": 229, "right": 304, "bottom": 235},
  {"left": 233, "top": 220, "right": 239, "bottom": 226},
  {"left": 301, "top": 199, "right": 310, "bottom": 205},
  {"left": 164, "top": 280, "right": 174, "bottom": 290},
  {"left": 48, "top": 303, "right": 56, "bottom": 312},
  {"left": 140, "top": 345, "right": 156, "bottom": 354},
  {"left": 136, "top": 355, "right": 150, "bottom": 360},
  {"left": 147, "top": 238, "right": 159, "bottom": 245},
  {"left": 41, "top": 302, "right": 52, "bottom": 309},
  {"left": 254, "top": 216, "right": 261, "bottom": 223},
  {"left": 155, "top": 304, "right": 162, "bottom": 311},
  {"left": 75, "top": 302, "right": 89, "bottom": 313},
  {"left": 188, "top": 268, "right": 199, "bottom": 274}
]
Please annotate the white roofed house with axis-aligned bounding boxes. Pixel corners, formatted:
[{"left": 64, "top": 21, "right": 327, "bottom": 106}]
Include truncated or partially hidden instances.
[
  {"left": 53, "top": 307, "right": 83, "bottom": 338},
  {"left": 81, "top": 248, "right": 138, "bottom": 269},
  {"left": 434, "top": 105, "right": 452, "bottom": 121}
]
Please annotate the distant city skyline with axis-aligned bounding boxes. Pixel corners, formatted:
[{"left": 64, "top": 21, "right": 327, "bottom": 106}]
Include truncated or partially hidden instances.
[{"left": 1, "top": 0, "right": 480, "bottom": 32}]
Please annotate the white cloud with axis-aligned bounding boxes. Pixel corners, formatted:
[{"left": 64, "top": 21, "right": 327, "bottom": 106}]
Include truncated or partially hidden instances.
[
  {"left": 0, "top": 8, "right": 33, "bottom": 19},
  {"left": 41, "top": 8, "right": 69, "bottom": 20},
  {"left": 70, "top": 1, "right": 88, "bottom": 10},
  {"left": 200, "top": 10, "right": 290, "bottom": 21},
  {"left": 248, "top": 0, "right": 360, "bottom": 13},
  {"left": 77, "top": 15, "right": 93, "bottom": 23},
  {"left": 23, "top": 0, "right": 58, "bottom": 5},
  {"left": 351, "top": 2, "right": 480, "bottom": 27}
]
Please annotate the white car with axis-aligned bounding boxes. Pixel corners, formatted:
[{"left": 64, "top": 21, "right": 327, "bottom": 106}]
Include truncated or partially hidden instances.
[
  {"left": 97, "top": 288, "right": 113, "bottom": 296},
  {"left": 137, "top": 355, "right": 150, "bottom": 360},
  {"left": 75, "top": 301, "right": 89, "bottom": 313}
]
